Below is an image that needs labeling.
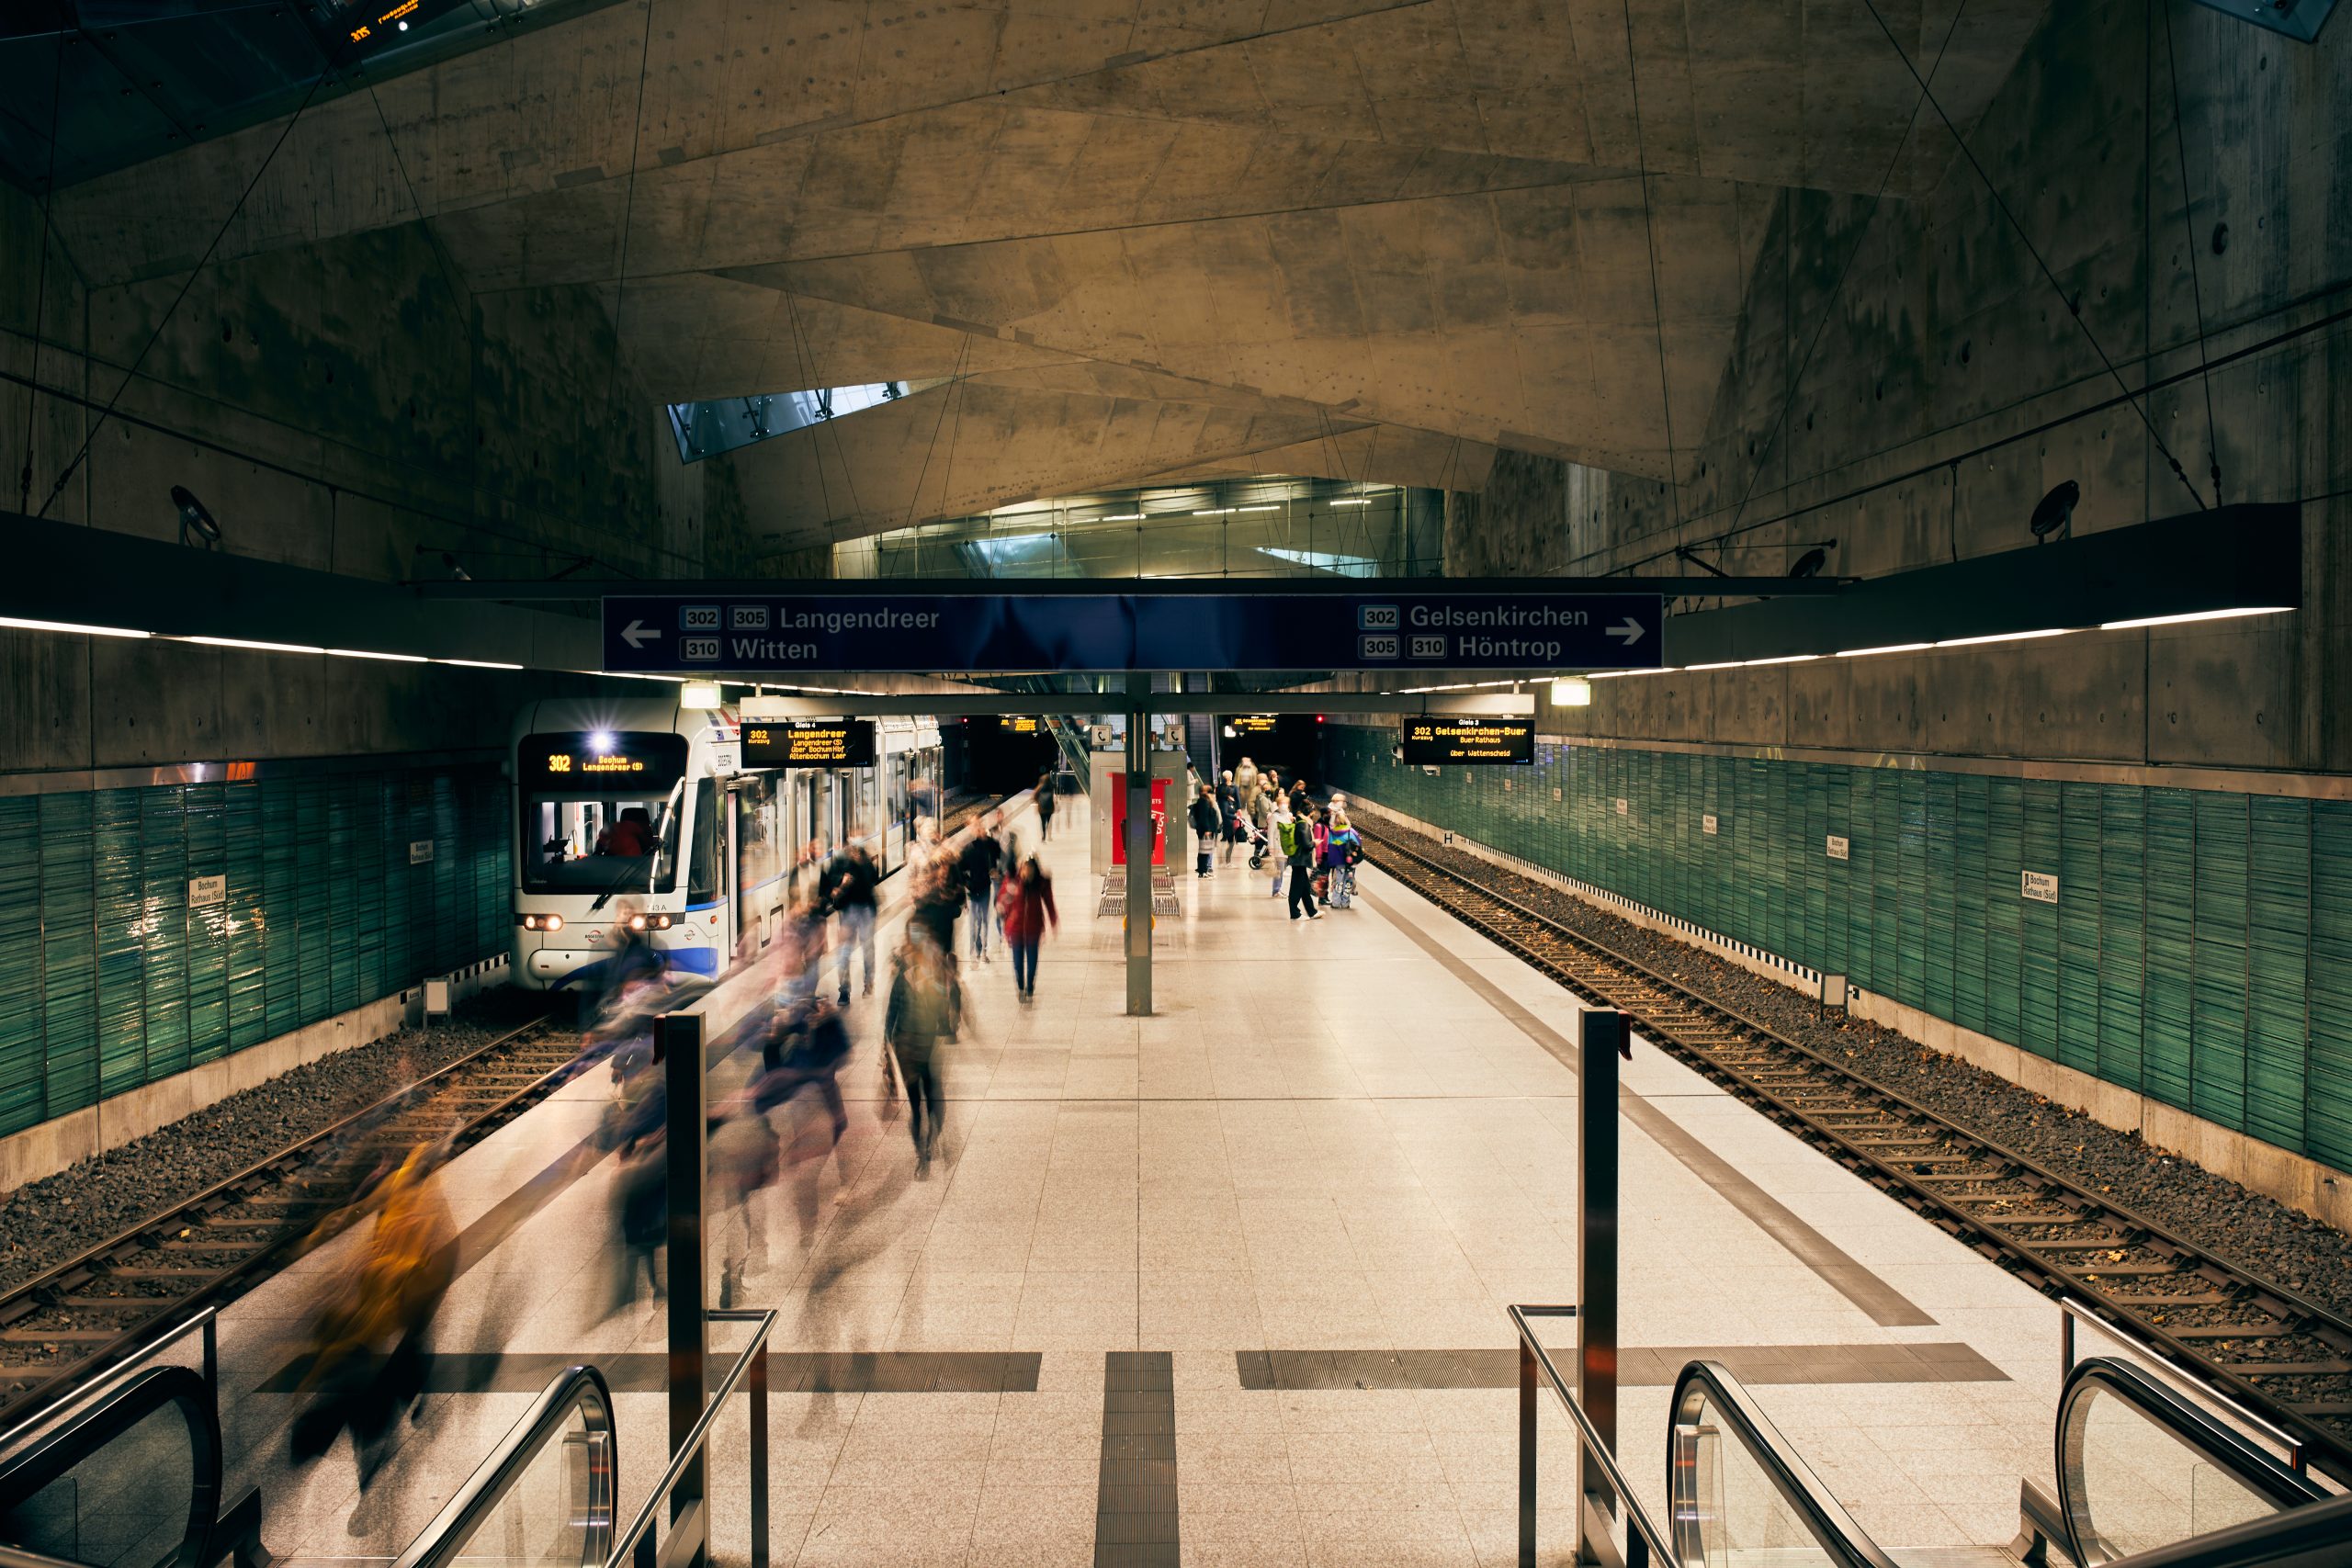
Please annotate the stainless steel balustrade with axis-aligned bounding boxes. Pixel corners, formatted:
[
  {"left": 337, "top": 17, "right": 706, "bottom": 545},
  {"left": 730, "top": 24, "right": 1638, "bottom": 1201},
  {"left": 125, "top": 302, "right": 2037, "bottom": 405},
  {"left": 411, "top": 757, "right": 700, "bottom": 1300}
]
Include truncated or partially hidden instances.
[
  {"left": 603, "top": 1307, "right": 773, "bottom": 1568},
  {"left": 1510, "top": 1304, "right": 1676, "bottom": 1568}
]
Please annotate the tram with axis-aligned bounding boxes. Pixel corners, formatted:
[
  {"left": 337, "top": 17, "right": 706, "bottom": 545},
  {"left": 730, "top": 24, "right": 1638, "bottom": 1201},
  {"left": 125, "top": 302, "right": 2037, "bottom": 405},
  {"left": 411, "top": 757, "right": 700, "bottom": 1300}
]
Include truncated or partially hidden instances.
[{"left": 508, "top": 697, "right": 942, "bottom": 991}]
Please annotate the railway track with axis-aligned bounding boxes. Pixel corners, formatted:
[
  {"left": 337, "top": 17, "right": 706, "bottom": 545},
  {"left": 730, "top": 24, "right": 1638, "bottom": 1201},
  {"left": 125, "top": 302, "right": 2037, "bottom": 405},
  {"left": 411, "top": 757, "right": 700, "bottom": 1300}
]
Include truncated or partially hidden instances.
[
  {"left": 0, "top": 785, "right": 1012, "bottom": 1433},
  {"left": 0, "top": 1014, "right": 579, "bottom": 1429},
  {"left": 1354, "top": 818, "right": 2352, "bottom": 1481}
]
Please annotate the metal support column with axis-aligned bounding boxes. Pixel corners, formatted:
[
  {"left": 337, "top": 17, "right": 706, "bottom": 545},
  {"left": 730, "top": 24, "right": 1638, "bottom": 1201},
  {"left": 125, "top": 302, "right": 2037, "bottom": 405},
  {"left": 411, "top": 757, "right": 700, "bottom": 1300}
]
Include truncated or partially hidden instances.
[
  {"left": 657, "top": 1010, "right": 708, "bottom": 1568},
  {"left": 1578, "top": 1009, "right": 1623, "bottom": 1563},
  {"left": 1125, "top": 671, "right": 1153, "bottom": 1016}
]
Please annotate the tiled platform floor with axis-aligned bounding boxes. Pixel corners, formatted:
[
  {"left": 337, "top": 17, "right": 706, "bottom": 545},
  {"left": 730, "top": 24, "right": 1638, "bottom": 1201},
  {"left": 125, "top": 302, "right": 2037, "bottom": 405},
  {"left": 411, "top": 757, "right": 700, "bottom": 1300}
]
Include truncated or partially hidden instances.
[{"left": 209, "top": 793, "right": 2093, "bottom": 1567}]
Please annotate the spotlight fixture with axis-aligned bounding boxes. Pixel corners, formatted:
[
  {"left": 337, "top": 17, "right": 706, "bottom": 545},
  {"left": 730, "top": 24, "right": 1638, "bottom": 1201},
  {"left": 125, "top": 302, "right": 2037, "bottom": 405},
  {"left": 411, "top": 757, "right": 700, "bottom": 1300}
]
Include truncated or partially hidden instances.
[
  {"left": 1788, "top": 547, "right": 1828, "bottom": 580},
  {"left": 2030, "top": 480, "right": 2079, "bottom": 542},
  {"left": 442, "top": 551, "right": 471, "bottom": 581},
  {"left": 172, "top": 485, "right": 220, "bottom": 549},
  {"left": 1550, "top": 677, "right": 1592, "bottom": 707}
]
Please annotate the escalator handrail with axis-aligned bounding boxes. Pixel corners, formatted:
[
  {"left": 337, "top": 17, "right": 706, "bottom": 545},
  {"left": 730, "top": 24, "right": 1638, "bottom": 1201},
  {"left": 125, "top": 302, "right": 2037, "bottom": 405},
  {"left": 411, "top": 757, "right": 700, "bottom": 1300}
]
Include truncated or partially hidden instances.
[
  {"left": 1668, "top": 1359, "right": 1902, "bottom": 1568},
  {"left": 2103, "top": 1489, "right": 2352, "bottom": 1568},
  {"left": 390, "top": 1364, "right": 616, "bottom": 1568},
  {"left": 2056, "top": 1355, "right": 2326, "bottom": 1567},
  {"left": 0, "top": 1364, "right": 221, "bottom": 1568}
]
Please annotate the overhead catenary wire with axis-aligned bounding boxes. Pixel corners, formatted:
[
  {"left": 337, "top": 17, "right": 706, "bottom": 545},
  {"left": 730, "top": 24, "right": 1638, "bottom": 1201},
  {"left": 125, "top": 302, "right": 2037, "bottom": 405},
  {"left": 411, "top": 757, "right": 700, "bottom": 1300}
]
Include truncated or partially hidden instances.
[
  {"left": 1618, "top": 0, "right": 1682, "bottom": 533},
  {"left": 34, "top": 61, "right": 335, "bottom": 521},
  {"left": 900, "top": 333, "right": 973, "bottom": 535},
  {"left": 1855, "top": 0, "right": 2208, "bottom": 512},
  {"left": 599, "top": 0, "right": 661, "bottom": 442},
  {"left": 2161, "top": 0, "right": 2224, "bottom": 505}
]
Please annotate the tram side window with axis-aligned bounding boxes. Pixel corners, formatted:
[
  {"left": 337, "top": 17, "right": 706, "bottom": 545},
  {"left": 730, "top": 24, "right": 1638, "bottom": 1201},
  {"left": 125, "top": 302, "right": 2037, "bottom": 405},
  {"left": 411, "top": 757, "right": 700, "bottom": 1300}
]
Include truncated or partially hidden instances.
[{"left": 688, "top": 780, "right": 723, "bottom": 907}]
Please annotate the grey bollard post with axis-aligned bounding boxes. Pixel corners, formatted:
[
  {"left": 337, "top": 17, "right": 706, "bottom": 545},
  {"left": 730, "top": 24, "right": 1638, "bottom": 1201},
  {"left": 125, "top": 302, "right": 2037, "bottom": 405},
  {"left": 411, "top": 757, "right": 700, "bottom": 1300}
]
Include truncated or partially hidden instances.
[
  {"left": 656, "top": 1010, "right": 707, "bottom": 1568},
  {"left": 1580, "top": 1008, "right": 1623, "bottom": 1559}
]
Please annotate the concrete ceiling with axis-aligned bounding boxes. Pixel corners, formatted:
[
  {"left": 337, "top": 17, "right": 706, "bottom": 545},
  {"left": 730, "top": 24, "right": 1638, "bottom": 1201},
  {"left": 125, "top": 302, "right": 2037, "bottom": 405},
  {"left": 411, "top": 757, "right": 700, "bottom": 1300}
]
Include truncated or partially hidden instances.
[{"left": 42, "top": 0, "right": 2051, "bottom": 561}]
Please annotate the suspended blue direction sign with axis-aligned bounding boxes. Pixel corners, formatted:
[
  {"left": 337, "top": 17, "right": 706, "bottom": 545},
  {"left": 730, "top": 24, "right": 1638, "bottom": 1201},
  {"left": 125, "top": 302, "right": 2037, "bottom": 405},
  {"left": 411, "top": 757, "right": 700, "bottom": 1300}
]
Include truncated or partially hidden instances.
[{"left": 600, "top": 590, "right": 1663, "bottom": 674}]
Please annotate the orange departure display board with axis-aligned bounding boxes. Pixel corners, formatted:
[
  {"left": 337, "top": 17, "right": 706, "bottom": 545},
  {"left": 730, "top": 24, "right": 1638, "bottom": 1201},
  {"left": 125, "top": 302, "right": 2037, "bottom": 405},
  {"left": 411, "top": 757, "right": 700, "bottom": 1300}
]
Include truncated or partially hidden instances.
[
  {"left": 1399, "top": 716, "right": 1533, "bottom": 765},
  {"left": 743, "top": 719, "right": 876, "bottom": 768},
  {"left": 1227, "top": 715, "right": 1279, "bottom": 737}
]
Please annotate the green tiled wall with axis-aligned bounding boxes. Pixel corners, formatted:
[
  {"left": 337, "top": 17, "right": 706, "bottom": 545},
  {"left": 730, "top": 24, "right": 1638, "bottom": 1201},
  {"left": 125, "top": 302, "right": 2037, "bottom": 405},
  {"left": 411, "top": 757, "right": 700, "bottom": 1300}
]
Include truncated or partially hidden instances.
[
  {"left": 1327, "top": 728, "right": 2352, "bottom": 1171},
  {"left": 0, "top": 764, "right": 511, "bottom": 1138}
]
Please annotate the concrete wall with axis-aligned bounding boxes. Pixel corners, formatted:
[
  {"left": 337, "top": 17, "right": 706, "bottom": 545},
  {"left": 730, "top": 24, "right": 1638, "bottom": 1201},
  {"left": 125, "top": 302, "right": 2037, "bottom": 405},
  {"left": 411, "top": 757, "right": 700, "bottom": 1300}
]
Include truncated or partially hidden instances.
[
  {"left": 0, "top": 180, "right": 745, "bottom": 584},
  {"left": 1446, "top": 0, "right": 2352, "bottom": 775}
]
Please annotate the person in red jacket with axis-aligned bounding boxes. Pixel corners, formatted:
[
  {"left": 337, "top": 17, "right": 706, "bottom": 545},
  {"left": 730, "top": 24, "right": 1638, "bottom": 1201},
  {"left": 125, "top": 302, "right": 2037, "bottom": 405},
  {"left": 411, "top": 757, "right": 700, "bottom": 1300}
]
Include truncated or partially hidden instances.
[{"left": 996, "top": 854, "right": 1059, "bottom": 1003}]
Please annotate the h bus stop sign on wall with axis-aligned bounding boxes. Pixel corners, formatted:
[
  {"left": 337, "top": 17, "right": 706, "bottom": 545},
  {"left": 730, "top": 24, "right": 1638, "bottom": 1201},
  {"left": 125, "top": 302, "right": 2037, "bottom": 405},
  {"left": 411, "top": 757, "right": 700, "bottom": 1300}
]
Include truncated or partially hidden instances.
[{"left": 602, "top": 591, "right": 1662, "bottom": 673}]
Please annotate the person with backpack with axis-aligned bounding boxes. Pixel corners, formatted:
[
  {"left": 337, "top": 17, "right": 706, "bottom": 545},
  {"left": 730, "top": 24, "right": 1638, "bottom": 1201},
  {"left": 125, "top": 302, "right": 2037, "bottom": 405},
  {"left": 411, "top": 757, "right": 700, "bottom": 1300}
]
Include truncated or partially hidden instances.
[
  {"left": 1276, "top": 798, "right": 1320, "bottom": 919},
  {"left": 1323, "top": 810, "right": 1363, "bottom": 908}
]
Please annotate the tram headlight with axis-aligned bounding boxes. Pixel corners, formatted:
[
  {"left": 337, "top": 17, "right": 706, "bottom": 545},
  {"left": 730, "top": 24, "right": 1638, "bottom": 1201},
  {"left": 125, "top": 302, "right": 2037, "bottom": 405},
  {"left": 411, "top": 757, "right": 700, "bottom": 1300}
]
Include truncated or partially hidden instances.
[{"left": 518, "top": 912, "right": 565, "bottom": 931}]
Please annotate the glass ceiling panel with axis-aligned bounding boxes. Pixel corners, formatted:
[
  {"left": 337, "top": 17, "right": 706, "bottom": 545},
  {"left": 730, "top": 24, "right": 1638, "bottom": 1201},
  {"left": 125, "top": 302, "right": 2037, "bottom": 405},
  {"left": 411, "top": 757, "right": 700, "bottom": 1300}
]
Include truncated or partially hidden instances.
[{"left": 664, "top": 380, "right": 947, "bottom": 463}]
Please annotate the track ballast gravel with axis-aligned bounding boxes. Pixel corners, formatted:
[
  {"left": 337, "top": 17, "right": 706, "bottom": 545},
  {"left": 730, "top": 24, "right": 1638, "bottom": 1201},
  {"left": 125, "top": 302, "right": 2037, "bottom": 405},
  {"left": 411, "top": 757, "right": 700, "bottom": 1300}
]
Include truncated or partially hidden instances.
[
  {"left": 0, "top": 991, "right": 550, "bottom": 1298},
  {"left": 1361, "top": 817, "right": 2352, "bottom": 1325}
]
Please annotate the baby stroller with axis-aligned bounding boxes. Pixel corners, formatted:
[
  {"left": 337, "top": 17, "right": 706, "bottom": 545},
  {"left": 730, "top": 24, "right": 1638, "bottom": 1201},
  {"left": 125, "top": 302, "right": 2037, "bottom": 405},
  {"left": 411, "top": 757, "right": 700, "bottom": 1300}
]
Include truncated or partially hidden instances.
[{"left": 1237, "top": 809, "right": 1270, "bottom": 870}]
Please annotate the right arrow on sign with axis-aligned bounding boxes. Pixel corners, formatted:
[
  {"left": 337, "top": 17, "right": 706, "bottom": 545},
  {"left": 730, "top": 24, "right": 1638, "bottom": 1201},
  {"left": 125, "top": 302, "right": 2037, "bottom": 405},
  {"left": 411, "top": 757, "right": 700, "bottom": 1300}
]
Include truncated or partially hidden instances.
[
  {"left": 1607, "top": 618, "right": 1645, "bottom": 646},
  {"left": 620, "top": 618, "right": 661, "bottom": 649}
]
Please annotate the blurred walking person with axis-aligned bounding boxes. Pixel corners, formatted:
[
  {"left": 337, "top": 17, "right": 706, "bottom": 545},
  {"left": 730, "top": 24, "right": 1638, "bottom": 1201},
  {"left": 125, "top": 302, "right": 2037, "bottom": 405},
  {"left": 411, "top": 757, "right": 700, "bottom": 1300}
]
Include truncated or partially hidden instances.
[
  {"left": 708, "top": 1092, "right": 780, "bottom": 1309},
  {"left": 999, "top": 854, "right": 1059, "bottom": 1003},
  {"left": 289, "top": 1136, "right": 458, "bottom": 1491},
  {"left": 960, "top": 812, "right": 1005, "bottom": 961},
  {"left": 884, "top": 931, "right": 963, "bottom": 1177},
  {"left": 1234, "top": 756, "right": 1259, "bottom": 818},
  {"left": 826, "top": 841, "right": 879, "bottom": 1001},
  {"left": 1035, "top": 770, "right": 1057, "bottom": 839}
]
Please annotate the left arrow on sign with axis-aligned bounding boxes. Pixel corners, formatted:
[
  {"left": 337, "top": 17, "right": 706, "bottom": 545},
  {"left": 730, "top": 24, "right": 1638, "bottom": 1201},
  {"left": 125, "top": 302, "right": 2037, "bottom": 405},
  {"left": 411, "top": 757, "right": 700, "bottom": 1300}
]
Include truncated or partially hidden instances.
[{"left": 620, "top": 618, "right": 662, "bottom": 649}]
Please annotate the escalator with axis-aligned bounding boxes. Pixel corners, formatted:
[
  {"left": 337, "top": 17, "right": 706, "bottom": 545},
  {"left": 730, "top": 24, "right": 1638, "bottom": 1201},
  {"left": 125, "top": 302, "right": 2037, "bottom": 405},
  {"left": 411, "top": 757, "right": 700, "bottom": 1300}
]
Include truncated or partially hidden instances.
[
  {"left": 2052, "top": 1357, "right": 2329, "bottom": 1566},
  {"left": 1659, "top": 1355, "right": 2349, "bottom": 1568},
  {"left": 0, "top": 1313, "right": 260, "bottom": 1568}
]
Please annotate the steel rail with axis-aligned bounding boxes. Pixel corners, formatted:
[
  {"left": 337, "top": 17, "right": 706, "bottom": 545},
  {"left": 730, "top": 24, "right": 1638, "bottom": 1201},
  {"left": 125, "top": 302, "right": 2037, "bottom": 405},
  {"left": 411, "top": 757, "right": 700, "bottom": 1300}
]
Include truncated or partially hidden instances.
[
  {"left": 1356, "top": 821, "right": 2352, "bottom": 1482},
  {"left": 0, "top": 1013, "right": 571, "bottom": 1430}
]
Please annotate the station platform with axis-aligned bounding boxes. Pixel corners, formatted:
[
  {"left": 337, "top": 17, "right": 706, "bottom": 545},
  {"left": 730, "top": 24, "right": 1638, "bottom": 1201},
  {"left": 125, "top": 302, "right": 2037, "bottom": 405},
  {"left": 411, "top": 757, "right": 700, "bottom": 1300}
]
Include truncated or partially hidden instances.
[{"left": 208, "top": 792, "right": 2061, "bottom": 1568}]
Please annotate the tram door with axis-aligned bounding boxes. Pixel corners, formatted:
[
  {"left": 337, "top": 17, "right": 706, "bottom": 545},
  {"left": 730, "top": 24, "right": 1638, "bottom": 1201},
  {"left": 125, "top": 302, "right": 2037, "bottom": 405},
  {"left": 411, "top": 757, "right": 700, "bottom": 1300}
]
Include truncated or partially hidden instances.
[{"left": 732, "top": 775, "right": 782, "bottom": 953}]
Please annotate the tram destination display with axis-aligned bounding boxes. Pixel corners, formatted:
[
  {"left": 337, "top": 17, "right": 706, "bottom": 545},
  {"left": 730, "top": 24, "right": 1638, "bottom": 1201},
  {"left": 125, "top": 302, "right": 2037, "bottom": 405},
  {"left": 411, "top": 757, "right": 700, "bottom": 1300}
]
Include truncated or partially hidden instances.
[
  {"left": 1399, "top": 716, "right": 1534, "bottom": 766},
  {"left": 1227, "top": 715, "right": 1279, "bottom": 737},
  {"left": 742, "top": 718, "right": 876, "bottom": 768}
]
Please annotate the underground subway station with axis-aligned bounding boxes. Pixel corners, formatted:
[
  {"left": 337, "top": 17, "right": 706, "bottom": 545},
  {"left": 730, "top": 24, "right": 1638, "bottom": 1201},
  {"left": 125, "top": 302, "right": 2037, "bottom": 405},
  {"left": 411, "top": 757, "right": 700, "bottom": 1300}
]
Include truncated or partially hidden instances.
[{"left": 3, "top": 3, "right": 2352, "bottom": 1566}]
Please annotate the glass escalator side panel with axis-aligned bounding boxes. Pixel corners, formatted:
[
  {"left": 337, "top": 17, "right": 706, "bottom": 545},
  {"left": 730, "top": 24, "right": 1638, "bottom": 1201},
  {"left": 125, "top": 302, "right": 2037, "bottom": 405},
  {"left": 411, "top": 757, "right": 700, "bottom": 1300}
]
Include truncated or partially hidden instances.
[
  {"left": 0, "top": 1402, "right": 192, "bottom": 1568},
  {"left": 1668, "top": 1364, "right": 1900, "bottom": 1568},
  {"left": 2056, "top": 1359, "right": 2323, "bottom": 1567},
  {"left": 391, "top": 1366, "right": 616, "bottom": 1568},
  {"left": 440, "top": 1411, "right": 609, "bottom": 1568}
]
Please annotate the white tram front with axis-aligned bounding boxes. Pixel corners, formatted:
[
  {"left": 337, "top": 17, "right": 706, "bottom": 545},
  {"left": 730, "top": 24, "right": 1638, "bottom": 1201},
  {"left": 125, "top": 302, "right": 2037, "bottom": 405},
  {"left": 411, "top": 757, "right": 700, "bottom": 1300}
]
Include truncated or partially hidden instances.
[{"left": 509, "top": 698, "right": 941, "bottom": 992}]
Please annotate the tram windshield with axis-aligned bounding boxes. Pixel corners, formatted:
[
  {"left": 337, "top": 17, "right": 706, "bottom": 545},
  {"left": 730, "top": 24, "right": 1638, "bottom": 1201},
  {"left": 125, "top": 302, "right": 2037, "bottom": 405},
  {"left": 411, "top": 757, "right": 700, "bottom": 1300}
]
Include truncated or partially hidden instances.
[{"left": 518, "top": 732, "right": 690, "bottom": 897}]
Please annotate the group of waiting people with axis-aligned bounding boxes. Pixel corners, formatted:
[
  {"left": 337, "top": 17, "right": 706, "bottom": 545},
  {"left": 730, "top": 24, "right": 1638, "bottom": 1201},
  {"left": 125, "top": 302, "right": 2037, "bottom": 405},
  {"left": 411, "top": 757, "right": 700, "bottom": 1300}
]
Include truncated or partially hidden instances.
[{"left": 1188, "top": 758, "right": 1363, "bottom": 920}]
